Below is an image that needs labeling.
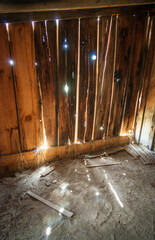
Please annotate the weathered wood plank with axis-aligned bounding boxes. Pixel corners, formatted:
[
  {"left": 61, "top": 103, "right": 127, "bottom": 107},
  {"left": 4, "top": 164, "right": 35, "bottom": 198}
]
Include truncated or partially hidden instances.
[
  {"left": 121, "top": 16, "right": 147, "bottom": 135},
  {"left": 78, "top": 18, "right": 97, "bottom": 142},
  {"left": 0, "top": 23, "right": 20, "bottom": 155},
  {"left": 94, "top": 15, "right": 116, "bottom": 139},
  {"left": 34, "top": 21, "right": 57, "bottom": 147},
  {"left": 0, "top": 5, "right": 154, "bottom": 23},
  {"left": 58, "top": 19, "right": 78, "bottom": 145},
  {"left": 136, "top": 17, "right": 155, "bottom": 148},
  {"left": 108, "top": 15, "right": 134, "bottom": 136},
  {"left": 9, "top": 22, "right": 41, "bottom": 151}
]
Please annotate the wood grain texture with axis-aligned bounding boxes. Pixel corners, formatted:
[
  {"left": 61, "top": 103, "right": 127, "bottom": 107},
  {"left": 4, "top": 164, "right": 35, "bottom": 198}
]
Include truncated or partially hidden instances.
[
  {"left": 0, "top": 4, "right": 154, "bottom": 23},
  {"left": 121, "top": 16, "right": 147, "bottom": 134},
  {"left": 58, "top": 19, "right": 78, "bottom": 145},
  {"left": 94, "top": 16, "right": 116, "bottom": 140},
  {"left": 136, "top": 17, "right": 155, "bottom": 148},
  {"left": 0, "top": 23, "right": 20, "bottom": 155},
  {"left": 78, "top": 18, "right": 97, "bottom": 142},
  {"left": 34, "top": 21, "right": 57, "bottom": 147},
  {"left": 108, "top": 15, "right": 135, "bottom": 136},
  {"left": 9, "top": 22, "right": 41, "bottom": 151}
]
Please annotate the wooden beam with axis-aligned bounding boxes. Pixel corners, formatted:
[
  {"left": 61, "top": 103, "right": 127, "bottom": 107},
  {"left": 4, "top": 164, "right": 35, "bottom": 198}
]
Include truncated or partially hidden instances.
[
  {"left": 0, "top": 1, "right": 154, "bottom": 14},
  {"left": 0, "top": 5, "right": 154, "bottom": 23},
  {"left": 0, "top": 136, "right": 129, "bottom": 174}
]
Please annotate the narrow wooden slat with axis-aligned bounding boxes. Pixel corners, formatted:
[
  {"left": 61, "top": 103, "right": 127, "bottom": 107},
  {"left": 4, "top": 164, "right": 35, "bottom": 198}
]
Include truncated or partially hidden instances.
[
  {"left": 0, "top": 23, "right": 20, "bottom": 155},
  {"left": 94, "top": 15, "right": 116, "bottom": 139},
  {"left": 78, "top": 18, "right": 97, "bottom": 142},
  {"left": 108, "top": 15, "right": 134, "bottom": 136},
  {"left": 27, "top": 191, "right": 73, "bottom": 217},
  {"left": 121, "top": 16, "right": 148, "bottom": 134},
  {"left": 58, "top": 19, "right": 78, "bottom": 146},
  {"left": 9, "top": 23, "right": 41, "bottom": 151},
  {"left": 34, "top": 21, "right": 57, "bottom": 147},
  {"left": 136, "top": 17, "right": 155, "bottom": 145}
]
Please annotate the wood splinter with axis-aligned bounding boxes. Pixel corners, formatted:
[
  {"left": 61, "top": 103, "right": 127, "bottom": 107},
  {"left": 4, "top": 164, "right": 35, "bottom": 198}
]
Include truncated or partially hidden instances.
[
  {"left": 86, "top": 162, "right": 122, "bottom": 168},
  {"left": 27, "top": 191, "right": 73, "bottom": 218}
]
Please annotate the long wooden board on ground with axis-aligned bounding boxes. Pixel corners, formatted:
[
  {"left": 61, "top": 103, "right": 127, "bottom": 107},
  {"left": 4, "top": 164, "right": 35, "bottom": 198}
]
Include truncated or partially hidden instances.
[
  {"left": 27, "top": 191, "right": 73, "bottom": 217},
  {"left": 85, "top": 146, "right": 124, "bottom": 159},
  {"left": 86, "top": 162, "right": 121, "bottom": 168}
]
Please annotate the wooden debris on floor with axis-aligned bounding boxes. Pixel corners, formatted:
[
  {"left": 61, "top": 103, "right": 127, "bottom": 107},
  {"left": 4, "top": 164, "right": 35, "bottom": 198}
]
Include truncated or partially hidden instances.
[
  {"left": 40, "top": 165, "right": 56, "bottom": 177},
  {"left": 85, "top": 146, "right": 124, "bottom": 159},
  {"left": 124, "top": 145, "right": 140, "bottom": 159},
  {"left": 27, "top": 191, "right": 73, "bottom": 217},
  {"left": 129, "top": 143, "right": 155, "bottom": 165},
  {"left": 86, "top": 162, "right": 122, "bottom": 168}
]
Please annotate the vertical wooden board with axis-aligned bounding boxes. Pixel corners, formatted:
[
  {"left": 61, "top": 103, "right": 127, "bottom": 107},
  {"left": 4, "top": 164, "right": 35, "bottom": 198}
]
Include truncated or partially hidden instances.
[
  {"left": 58, "top": 19, "right": 78, "bottom": 145},
  {"left": 9, "top": 22, "right": 41, "bottom": 151},
  {"left": 137, "top": 17, "right": 155, "bottom": 148},
  {"left": 121, "top": 16, "right": 147, "bottom": 134},
  {"left": 108, "top": 15, "right": 135, "bottom": 137},
  {"left": 94, "top": 16, "right": 116, "bottom": 140},
  {"left": 0, "top": 23, "right": 20, "bottom": 155},
  {"left": 78, "top": 18, "right": 97, "bottom": 142},
  {"left": 34, "top": 21, "right": 57, "bottom": 147}
]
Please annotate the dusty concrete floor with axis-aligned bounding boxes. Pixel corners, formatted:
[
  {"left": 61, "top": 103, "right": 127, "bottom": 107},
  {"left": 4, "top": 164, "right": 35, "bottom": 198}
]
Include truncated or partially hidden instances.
[{"left": 0, "top": 150, "right": 155, "bottom": 240}]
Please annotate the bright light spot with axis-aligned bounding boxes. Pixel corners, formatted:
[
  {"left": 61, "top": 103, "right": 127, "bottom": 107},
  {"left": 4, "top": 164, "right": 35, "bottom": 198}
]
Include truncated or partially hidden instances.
[
  {"left": 91, "top": 54, "right": 97, "bottom": 61},
  {"left": 56, "top": 19, "right": 59, "bottom": 24},
  {"left": 40, "top": 166, "right": 47, "bottom": 174},
  {"left": 86, "top": 170, "right": 88, "bottom": 173},
  {"left": 5, "top": 23, "right": 9, "bottom": 31},
  {"left": 35, "top": 62, "right": 38, "bottom": 66},
  {"left": 95, "top": 192, "right": 100, "bottom": 196},
  {"left": 60, "top": 183, "right": 69, "bottom": 190},
  {"left": 40, "top": 119, "right": 42, "bottom": 122},
  {"left": 64, "top": 44, "right": 68, "bottom": 49},
  {"left": 97, "top": 17, "right": 100, "bottom": 21},
  {"left": 123, "top": 173, "right": 126, "bottom": 176},
  {"left": 87, "top": 174, "right": 90, "bottom": 178},
  {"left": 46, "top": 227, "right": 51, "bottom": 236},
  {"left": 63, "top": 38, "right": 69, "bottom": 49},
  {"left": 9, "top": 59, "right": 14, "bottom": 66},
  {"left": 133, "top": 14, "right": 135, "bottom": 17},
  {"left": 70, "top": 190, "right": 72, "bottom": 192},
  {"left": 42, "top": 35, "right": 45, "bottom": 43},
  {"left": 105, "top": 173, "right": 107, "bottom": 179},
  {"left": 32, "top": 21, "right": 34, "bottom": 30},
  {"left": 88, "top": 178, "right": 90, "bottom": 181},
  {"left": 59, "top": 207, "right": 64, "bottom": 213},
  {"left": 100, "top": 126, "right": 104, "bottom": 131},
  {"left": 64, "top": 84, "right": 69, "bottom": 94},
  {"left": 75, "top": 114, "right": 77, "bottom": 118},
  {"left": 108, "top": 182, "right": 124, "bottom": 208}
]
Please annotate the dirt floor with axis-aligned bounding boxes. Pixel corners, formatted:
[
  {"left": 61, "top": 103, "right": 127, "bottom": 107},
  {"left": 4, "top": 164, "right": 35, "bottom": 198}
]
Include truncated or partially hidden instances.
[{"left": 0, "top": 150, "right": 155, "bottom": 240}]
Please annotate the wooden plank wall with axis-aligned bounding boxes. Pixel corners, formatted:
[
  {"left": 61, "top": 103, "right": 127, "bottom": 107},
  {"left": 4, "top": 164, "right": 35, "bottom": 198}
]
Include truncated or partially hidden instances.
[
  {"left": 78, "top": 18, "right": 97, "bottom": 142},
  {"left": 0, "top": 23, "right": 20, "bottom": 155},
  {"left": 9, "top": 23, "right": 41, "bottom": 152},
  {"left": 135, "top": 16, "right": 155, "bottom": 150},
  {"left": 58, "top": 19, "right": 78, "bottom": 146},
  {"left": 0, "top": 8, "right": 154, "bottom": 156}
]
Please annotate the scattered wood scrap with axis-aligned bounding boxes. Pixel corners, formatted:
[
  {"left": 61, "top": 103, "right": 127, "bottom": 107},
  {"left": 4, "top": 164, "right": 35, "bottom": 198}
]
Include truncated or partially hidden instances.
[
  {"left": 40, "top": 165, "right": 56, "bottom": 177},
  {"left": 129, "top": 144, "right": 154, "bottom": 165},
  {"left": 85, "top": 146, "right": 124, "bottom": 159},
  {"left": 124, "top": 146, "right": 140, "bottom": 159},
  {"left": 27, "top": 191, "right": 73, "bottom": 218},
  {"left": 86, "top": 162, "right": 122, "bottom": 168}
]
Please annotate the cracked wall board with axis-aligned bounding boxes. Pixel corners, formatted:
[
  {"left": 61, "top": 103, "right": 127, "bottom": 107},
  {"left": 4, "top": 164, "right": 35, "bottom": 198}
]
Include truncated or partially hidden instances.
[
  {"left": 0, "top": 23, "right": 20, "bottom": 155},
  {"left": 9, "top": 22, "right": 41, "bottom": 151}
]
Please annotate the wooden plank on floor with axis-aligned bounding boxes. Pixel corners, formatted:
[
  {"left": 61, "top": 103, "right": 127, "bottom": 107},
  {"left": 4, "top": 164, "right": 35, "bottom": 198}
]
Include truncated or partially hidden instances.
[
  {"left": 34, "top": 21, "right": 57, "bottom": 147},
  {"left": 108, "top": 15, "right": 134, "bottom": 136},
  {"left": 78, "top": 18, "right": 97, "bottom": 142},
  {"left": 94, "top": 16, "right": 116, "bottom": 140},
  {"left": 58, "top": 19, "right": 78, "bottom": 146},
  {"left": 0, "top": 23, "right": 20, "bottom": 155},
  {"left": 27, "top": 191, "right": 73, "bottom": 217},
  {"left": 9, "top": 22, "right": 41, "bottom": 151}
]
